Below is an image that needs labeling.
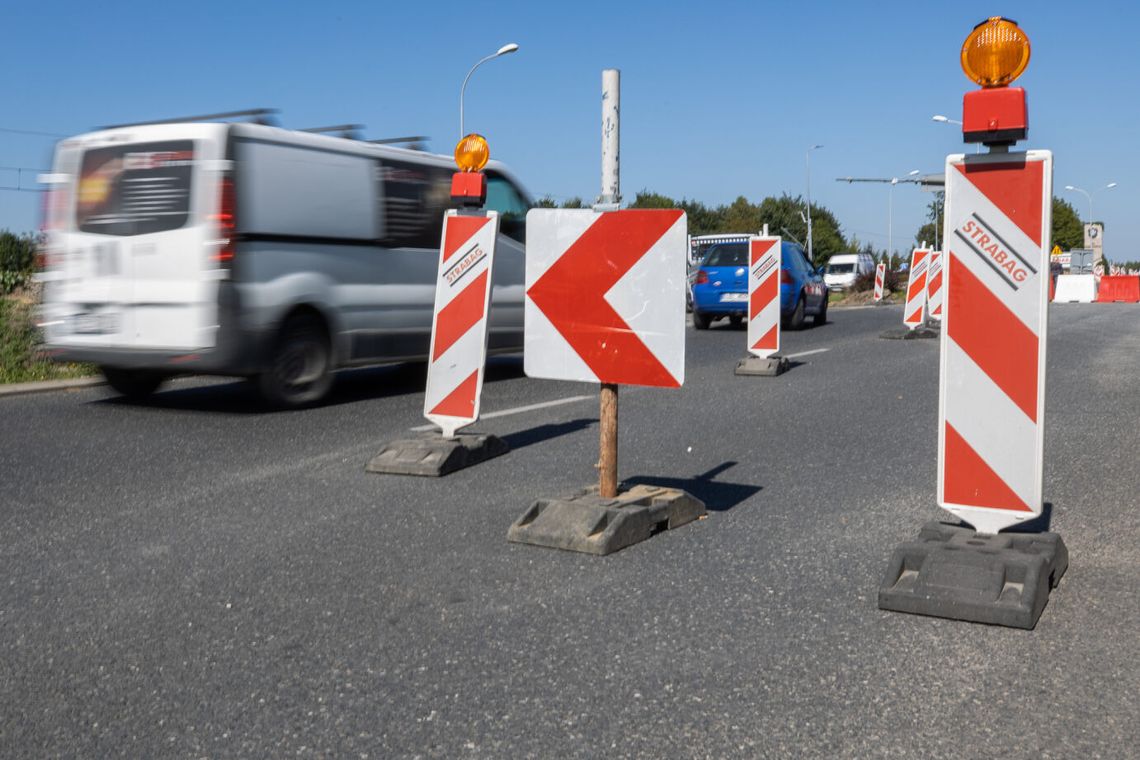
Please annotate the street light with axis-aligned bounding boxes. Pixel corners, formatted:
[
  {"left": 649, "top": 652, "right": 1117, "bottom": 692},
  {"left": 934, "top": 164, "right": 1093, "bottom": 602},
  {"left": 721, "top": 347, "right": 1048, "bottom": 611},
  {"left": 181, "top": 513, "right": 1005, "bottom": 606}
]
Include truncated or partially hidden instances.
[
  {"left": 931, "top": 114, "right": 963, "bottom": 125},
  {"left": 459, "top": 43, "right": 520, "bottom": 138},
  {"left": 805, "top": 144, "right": 824, "bottom": 264},
  {"left": 1064, "top": 182, "right": 1117, "bottom": 222},
  {"left": 889, "top": 170, "right": 922, "bottom": 261}
]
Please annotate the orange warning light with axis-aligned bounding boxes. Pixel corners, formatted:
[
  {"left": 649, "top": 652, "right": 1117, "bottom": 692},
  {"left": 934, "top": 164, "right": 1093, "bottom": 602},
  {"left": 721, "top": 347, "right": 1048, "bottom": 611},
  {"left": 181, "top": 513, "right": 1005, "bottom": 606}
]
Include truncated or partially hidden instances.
[
  {"left": 454, "top": 133, "right": 490, "bottom": 172},
  {"left": 961, "top": 17, "right": 1031, "bottom": 88}
]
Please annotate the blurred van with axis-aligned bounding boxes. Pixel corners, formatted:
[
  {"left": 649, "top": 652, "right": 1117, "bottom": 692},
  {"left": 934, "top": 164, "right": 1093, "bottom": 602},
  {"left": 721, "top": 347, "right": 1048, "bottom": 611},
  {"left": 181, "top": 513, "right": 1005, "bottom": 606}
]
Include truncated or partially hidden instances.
[
  {"left": 824, "top": 252, "right": 875, "bottom": 291},
  {"left": 38, "top": 114, "right": 532, "bottom": 406}
]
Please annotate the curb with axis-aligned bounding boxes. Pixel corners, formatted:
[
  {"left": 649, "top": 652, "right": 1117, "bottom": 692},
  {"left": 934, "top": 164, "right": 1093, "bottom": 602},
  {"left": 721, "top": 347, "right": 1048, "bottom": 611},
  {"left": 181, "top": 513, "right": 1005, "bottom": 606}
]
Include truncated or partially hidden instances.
[{"left": 0, "top": 377, "right": 104, "bottom": 398}]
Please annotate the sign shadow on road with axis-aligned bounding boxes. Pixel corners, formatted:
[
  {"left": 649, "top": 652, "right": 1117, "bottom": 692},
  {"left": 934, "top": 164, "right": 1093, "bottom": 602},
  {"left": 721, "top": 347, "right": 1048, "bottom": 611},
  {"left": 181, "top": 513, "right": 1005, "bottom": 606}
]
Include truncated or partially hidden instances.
[{"left": 621, "top": 461, "right": 761, "bottom": 513}]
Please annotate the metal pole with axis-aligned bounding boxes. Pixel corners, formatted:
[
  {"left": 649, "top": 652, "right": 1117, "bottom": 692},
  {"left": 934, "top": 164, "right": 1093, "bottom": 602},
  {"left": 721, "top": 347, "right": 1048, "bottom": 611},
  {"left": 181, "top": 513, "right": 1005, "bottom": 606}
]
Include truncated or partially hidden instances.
[
  {"left": 805, "top": 149, "right": 814, "bottom": 264},
  {"left": 598, "top": 69, "right": 621, "bottom": 499},
  {"left": 459, "top": 52, "right": 497, "bottom": 138},
  {"left": 888, "top": 180, "right": 895, "bottom": 263}
]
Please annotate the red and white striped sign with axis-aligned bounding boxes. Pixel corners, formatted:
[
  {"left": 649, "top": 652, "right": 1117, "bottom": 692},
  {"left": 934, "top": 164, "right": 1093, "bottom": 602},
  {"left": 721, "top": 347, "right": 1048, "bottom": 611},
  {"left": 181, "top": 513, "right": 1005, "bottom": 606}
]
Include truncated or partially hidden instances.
[
  {"left": 747, "top": 236, "right": 781, "bottom": 359},
  {"left": 524, "top": 208, "right": 687, "bottom": 387},
  {"left": 903, "top": 248, "right": 929, "bottom": 328},
  {"left": 926, "top": 251, "right": 944, "bottom": 320},
  {"left": 938, "top": 150, "right": 1052, "bottom": 535},
  {"left": 872, "top": 262, "right": 886, "bottom": 302},
  {"left": 423, "top": 210, "right": 500, "bottom": 437}
]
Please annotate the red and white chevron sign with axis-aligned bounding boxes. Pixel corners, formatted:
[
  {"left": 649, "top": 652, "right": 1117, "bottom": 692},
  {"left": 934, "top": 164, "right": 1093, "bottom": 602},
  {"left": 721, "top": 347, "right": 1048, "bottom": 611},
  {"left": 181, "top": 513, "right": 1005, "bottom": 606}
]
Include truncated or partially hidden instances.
[
  {"left": 423, "top": 210, "right": 500, "bottom": 437},
  {"left": 938, "top": 150, "right": 1052, "bottom": 534},
  {"left": 748, "top": 236, "right": 781, "bottom": 359},
  {"left": 903, "top": 248, "right": 930, "bottom": 328},
  {"left": 873, "top": 262, "right": 886, "bottom": 302},
  {"left": 524, "top": 208, "right": 687, "bottom": 387},
  {"left": 927, "top": 251, "right": 944, "bottom": 320}
]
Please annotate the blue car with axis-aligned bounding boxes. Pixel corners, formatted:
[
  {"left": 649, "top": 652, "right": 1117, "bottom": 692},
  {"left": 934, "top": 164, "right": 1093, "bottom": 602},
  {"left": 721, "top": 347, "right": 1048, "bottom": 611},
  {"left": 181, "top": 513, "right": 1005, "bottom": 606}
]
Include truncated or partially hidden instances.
[{"left": 690, "top": 240, "right": 828, "bottom": 330}]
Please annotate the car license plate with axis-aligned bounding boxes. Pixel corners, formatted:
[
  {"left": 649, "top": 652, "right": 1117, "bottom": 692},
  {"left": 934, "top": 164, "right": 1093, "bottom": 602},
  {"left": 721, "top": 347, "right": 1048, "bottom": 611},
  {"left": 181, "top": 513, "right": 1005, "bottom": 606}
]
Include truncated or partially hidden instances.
[
  {"left": 720, "top": 293, "right": 747, "bottom": 302},
  {"left": 73, "top": 311, "right": 119, "bottom": 335}
]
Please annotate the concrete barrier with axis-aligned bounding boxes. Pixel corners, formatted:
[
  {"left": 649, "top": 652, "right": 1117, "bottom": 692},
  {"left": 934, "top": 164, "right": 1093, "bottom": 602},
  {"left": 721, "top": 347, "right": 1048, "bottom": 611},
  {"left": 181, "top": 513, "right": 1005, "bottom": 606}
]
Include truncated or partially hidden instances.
[{"left": 1052, "top": 274, "right": 1097, "bottom": 303}]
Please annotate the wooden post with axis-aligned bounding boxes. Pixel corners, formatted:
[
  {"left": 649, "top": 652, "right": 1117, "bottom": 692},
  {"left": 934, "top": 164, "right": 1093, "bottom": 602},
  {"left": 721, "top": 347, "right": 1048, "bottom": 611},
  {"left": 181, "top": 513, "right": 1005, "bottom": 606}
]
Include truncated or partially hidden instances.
[{"left": 598, "top": 383, "right": 619, "bottom": 497}]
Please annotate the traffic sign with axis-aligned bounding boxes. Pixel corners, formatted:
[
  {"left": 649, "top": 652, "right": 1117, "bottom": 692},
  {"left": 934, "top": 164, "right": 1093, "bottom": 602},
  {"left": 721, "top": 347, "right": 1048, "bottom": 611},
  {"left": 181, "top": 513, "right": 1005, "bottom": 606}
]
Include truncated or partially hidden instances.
[
  {"left": 939, "top": 150, "right": 1052, "bottom": 534},
  {"left": 747, "top": 236, "right": 781, "bottom": 358},
  {"left": 423, "top": 210, "right": 500, "bottom": 437},
  {"left": 926, "top": 251, "right": 944, "bottom": 320},
  {"left": 524, "top": 208, "right": 687, "bottom": 387},
  {"left": 903, "top": 248, "right": 930, "bottom": 328},
  {"left": 873, "top": 262, "right": 886, "bottom": 302}
]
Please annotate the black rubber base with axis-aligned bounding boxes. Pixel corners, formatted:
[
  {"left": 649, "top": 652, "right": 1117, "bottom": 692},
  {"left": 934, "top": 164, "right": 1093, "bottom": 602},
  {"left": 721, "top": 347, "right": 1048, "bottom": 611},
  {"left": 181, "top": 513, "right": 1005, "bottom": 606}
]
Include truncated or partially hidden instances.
[
  {"left": 365, "top": 433, "right": 508, "bottom": 477},
  {"left": 735, "top": 354, "right": 789, "bottom": 377},
  {"left": 878, "top": 521, "right": 1069, "bottom": 629},
  {"left": 880, "top": 325, "right": 940, "bottom": 340},
  {"left": 508, "top": 484, "right": 706, "bottom": 556}
]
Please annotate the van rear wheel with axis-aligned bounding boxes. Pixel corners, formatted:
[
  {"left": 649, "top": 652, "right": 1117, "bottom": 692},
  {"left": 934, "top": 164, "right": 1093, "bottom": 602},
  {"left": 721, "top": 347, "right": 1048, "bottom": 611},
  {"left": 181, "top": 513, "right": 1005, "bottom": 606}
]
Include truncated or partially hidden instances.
[
  {"left": 101, "top": 367, "right": 166, "bottom": 400},
  {"left": 257, "top": 314, "right": 333, "bottom": 408}
]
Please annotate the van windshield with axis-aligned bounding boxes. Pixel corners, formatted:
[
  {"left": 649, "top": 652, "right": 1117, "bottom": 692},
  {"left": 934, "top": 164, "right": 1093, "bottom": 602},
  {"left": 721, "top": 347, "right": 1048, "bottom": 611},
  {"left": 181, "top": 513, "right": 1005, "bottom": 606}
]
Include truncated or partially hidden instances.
[
  {"left": 827, "top": 263, "right": 855, "bottom": 274},
  {"left": 76, "top": 140, "right": 194, "bottom": 236}
]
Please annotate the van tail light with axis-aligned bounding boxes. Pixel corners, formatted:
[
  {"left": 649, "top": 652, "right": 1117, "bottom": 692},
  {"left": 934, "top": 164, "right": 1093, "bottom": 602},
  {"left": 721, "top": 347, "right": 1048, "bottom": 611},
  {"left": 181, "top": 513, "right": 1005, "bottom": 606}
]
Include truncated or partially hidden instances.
[
  {"left": 780, "top": 269, "right": 793, "bottom": 285},
  {"left": 695, "top": 269, "right": 709, "bottom": 285},
  {"left": 211, "top": 175, "right": 236, "bottom": 265},
  {"left": 36, "top": 186, "right": 68, "bottom": 270}
]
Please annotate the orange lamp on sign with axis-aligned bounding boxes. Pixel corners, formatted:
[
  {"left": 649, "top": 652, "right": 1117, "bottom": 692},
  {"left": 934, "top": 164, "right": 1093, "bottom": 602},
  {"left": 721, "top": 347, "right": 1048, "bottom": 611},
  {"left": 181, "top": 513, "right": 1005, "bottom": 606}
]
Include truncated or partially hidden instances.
[
  {"left": 454, "top": 133, "right": 490, "bottom": 172},
  {"left": 960, "top": 17, "right": 1031, "bottom": 146},
  {"left": 961, "top": 16, "right": 1031, "bottom": 88}
]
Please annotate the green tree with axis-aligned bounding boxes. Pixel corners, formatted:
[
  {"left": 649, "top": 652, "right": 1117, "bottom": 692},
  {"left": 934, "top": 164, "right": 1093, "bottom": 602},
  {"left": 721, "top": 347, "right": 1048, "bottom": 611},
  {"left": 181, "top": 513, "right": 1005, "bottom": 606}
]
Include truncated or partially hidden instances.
[
  {"left": 1052, "top": 197, "right": 1082, "bottom": 250},
  {"left": 753, "top": 194, "right": 847, "bottom": 265},
  {"left": 0, "top": 231, "right": 38, "bottom": 295},
  {"left": 914, "top": 192, "right": 944, "bottom": 250}
]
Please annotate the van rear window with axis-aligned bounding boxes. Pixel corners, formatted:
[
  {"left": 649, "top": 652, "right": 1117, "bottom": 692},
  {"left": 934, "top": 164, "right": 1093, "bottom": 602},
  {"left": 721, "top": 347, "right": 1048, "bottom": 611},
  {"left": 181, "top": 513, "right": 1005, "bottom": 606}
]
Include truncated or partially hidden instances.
[{"left": 76, "top": 140, "right": 194, "bottom": 236}]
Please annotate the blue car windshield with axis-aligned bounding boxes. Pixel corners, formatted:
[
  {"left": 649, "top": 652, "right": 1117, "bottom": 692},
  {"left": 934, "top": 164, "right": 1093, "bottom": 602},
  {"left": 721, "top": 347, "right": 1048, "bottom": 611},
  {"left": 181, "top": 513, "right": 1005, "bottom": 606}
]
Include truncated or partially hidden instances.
[{"left": 703, "top": 244, "right": 748, "bottom": 267}]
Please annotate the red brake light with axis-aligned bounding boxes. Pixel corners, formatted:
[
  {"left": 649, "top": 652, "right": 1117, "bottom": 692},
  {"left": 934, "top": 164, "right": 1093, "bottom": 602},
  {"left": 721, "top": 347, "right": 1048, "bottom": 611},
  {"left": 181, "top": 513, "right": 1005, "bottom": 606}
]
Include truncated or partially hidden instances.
[
  {"left": 780, "top": 269, "right": 793, "bottom": 285},
  {"left": 211, "top": 176, "right": 235, "bottom": 264},
  {"left": 695, "top": 269, "right": 709, "bottom": 285}
]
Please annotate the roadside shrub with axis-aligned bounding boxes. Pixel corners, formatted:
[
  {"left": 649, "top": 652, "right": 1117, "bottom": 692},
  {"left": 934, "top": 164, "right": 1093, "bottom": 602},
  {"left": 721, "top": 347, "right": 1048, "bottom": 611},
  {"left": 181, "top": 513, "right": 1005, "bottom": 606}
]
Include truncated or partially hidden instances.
[
  {"left": 0, "top": 283, "right": 93, "bottom": 383},
  {"left": 852, "top": 268, "right": 900, "bottom": 293},
  {"left": 0, "top": 231, "right": 38, "bottom": 295}
]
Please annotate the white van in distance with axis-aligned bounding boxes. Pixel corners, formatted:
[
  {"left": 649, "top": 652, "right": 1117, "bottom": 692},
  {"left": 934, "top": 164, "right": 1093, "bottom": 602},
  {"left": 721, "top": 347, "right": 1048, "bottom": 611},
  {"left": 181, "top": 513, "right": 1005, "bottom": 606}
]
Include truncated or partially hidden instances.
[
  {"left": 38, "top": 113, "right": 533, "bottom": 407},
  {"left": 824, "top": 252, "right": 875, "bottom": 291}
]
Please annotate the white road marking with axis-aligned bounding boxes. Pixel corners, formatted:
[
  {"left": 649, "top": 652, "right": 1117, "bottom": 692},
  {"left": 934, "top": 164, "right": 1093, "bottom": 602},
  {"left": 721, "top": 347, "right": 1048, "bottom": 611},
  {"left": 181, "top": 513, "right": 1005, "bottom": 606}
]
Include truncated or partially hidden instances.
[
  {"left": 409, "top": 394, "right": 595, "bottom": 431},
  {"left": 786, "top": 348, "right": 831, "bottom": 359}
]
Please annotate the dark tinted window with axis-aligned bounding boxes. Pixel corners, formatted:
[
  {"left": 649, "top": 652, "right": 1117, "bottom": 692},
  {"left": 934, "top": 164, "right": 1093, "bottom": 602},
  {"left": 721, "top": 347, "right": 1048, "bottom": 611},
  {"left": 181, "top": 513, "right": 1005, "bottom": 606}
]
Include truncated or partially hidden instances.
[
  {"left": 378, "top": 159, "right": 453, "bottom": 248},
  {"left": 704, "top": 243, "right": 747, "bottom": 267},
  {"left": 76, "top": 140, "right": 194, "bottom": 236},
  {"left": 484, "top": 171, "right": 530, "bottom": 243}
]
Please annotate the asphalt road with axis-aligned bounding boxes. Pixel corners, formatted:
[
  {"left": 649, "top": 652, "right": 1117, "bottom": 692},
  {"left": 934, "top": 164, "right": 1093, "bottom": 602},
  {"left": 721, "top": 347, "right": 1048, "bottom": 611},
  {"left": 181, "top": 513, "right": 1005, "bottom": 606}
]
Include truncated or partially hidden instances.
[{"left": 2, "top": 303, "right": 1139, "bottom": 758}]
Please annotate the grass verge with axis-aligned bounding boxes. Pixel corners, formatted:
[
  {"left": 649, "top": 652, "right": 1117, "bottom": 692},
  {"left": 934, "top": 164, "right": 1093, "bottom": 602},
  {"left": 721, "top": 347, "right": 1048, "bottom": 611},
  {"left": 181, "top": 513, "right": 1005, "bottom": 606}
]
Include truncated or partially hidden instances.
[{"left": 0, "top": 287, "right": 95, "bottom": 384}]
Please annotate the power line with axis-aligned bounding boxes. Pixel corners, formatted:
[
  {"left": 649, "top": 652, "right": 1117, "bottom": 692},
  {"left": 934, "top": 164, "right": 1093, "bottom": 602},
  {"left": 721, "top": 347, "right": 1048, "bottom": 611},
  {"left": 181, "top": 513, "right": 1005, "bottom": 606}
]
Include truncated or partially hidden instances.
[{"left": 0, "top": 126, "right": 66, "bottom": 138}]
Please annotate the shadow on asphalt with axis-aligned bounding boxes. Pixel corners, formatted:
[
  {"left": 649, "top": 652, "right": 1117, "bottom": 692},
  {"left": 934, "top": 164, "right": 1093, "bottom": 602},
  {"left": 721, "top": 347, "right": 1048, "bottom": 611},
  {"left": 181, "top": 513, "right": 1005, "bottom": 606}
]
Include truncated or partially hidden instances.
[
  {"left": 95, "top": 355, "right": 527, "bottom": 414},
  {"left": 623, "top": 461, "right": 761, "bottom": 513},
  {"left": 501, "top": 418, "right": 596, "bottom": 451}
]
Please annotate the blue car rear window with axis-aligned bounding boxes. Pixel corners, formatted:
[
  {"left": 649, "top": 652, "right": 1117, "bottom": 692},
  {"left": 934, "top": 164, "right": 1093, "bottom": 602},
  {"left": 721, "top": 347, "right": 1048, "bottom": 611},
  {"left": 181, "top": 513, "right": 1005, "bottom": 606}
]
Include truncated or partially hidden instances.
[{"left": 703, "top": 244, "right": 748, "bottom": 267}]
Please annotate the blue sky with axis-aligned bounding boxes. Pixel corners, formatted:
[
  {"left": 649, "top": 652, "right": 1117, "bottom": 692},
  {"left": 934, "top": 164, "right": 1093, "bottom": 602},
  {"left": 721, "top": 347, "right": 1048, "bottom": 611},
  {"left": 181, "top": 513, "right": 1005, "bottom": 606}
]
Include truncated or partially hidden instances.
[{"left": 2, "top": 0, "right": 1137, "bottom": 257}]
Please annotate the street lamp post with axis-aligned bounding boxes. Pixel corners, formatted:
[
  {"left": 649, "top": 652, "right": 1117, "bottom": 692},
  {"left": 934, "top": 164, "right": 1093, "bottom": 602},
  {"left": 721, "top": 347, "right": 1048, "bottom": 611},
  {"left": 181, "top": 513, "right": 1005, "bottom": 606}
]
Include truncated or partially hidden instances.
[
  {"left": 1064, "top": 182, "right": 1117, "bottom": 222},
  {"left": 459, "top": 43, "right": 519, "bottom": 138},
  {"left": 888, "top": 170, "right": 921, "bottom": 262},
  {"left": 805, "top": 144, "right": 823, "bottom": 263}
]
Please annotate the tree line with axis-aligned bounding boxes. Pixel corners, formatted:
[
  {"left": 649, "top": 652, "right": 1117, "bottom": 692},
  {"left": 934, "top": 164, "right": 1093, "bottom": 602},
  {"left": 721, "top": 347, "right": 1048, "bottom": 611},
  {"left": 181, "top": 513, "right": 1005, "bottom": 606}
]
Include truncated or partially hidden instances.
[{"left": 537, "top": 191, "right": 1088, "bottom": 269}]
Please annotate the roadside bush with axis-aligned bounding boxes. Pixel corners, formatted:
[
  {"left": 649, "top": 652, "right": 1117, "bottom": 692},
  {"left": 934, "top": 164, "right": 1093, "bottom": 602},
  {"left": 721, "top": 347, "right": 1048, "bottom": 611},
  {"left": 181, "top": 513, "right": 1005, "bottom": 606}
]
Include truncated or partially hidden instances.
[
  {"left": 0, "top": 283, "right": 93, "bottom": 383},
  {"left": 0, "top": 231, "right": 38, "bottom": 295},
  {"left": 852, "top": 268, "right": 900, "bottom": 293}
]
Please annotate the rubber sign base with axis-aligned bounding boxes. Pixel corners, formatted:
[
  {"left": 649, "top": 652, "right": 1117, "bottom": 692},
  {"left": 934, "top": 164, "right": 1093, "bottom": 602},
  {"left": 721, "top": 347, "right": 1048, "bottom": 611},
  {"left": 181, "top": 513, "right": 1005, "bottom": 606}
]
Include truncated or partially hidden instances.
[
  {"left": 507, "top": 484, "right": 706, "bottom": 556},
  {"left": 879, "top": 325, "right": 940, "bottom": 340},
  {"left": 365, "top": 433, "right": 508, "bottom": 477},
  {"left": 735, "top": 354, "right": 790, "bottom": 377},
  {"left": 878, "top": 521, "right": 1068, "bottom": 629}
]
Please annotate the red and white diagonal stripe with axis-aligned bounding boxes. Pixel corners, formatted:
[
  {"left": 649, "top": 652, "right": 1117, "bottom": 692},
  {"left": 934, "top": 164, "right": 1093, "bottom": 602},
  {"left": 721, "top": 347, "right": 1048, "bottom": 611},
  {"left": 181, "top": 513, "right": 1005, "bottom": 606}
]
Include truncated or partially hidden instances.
[
  {"left": 424, "top": 210, "right": 500, "bottom": 438},
  {"left": 903, "top": 249, "right": 929, "bottom": 327},
  {"left": 873, "top": 262, "right": 886, "bottom": 302},
  {"left": 938, "top": 151, "right": 1052, "bottom": 535},
  {"left": 748, "top": 237, "right": 781, "bottom": 359},
  {"left": 926, "top": 251, "right": 944, "bottom": 320}
]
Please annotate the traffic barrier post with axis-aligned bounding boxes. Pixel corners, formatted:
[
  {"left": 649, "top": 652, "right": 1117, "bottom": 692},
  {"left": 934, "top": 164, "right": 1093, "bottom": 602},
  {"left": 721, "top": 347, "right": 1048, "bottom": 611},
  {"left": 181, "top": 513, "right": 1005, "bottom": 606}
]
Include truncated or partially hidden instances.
[
  {"left": 878, "top": 17, "right": 1067, "bottom": 629},
  {"left": 735, "top": 234, "right": 790, "bottom": 376},
  {"left": 508, "top": 69, "right": 705, "bottom": 555}
]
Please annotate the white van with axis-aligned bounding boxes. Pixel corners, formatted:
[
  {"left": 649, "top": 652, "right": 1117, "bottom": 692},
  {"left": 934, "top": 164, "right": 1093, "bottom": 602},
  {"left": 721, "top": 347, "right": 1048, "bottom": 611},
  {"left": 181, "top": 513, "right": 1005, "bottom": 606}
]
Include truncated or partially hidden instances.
[
  {"left": 38, "top": 116, "right": 533, "bottom": 406},
  {"left": 823, "top": 252, "right": 875, "bottom": 291}
]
